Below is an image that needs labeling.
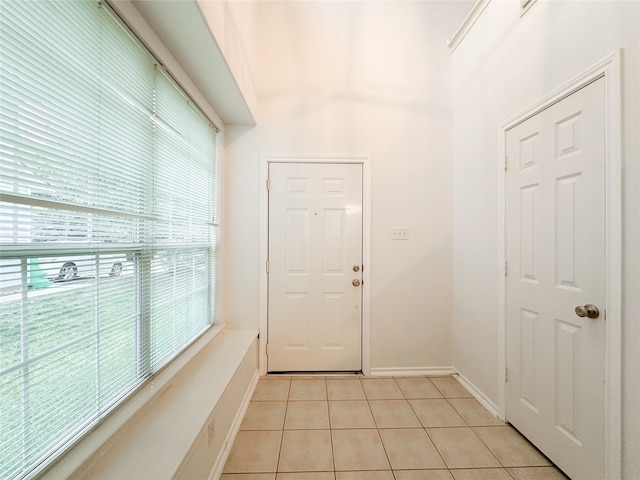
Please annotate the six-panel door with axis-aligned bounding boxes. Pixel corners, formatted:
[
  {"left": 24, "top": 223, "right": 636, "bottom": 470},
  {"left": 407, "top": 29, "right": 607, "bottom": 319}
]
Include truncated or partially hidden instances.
[
  {"left": 268, "top": 162, "right": 363, "bottom": 372},
  {"left": 505, "top": 78, "right": 606, "bottom": 479}
]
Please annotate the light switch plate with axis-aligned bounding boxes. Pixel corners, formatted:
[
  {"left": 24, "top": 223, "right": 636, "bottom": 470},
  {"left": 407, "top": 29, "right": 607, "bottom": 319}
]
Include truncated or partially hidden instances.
[{"left": 392, "top": 228, "right": 409, "bottom": 240}]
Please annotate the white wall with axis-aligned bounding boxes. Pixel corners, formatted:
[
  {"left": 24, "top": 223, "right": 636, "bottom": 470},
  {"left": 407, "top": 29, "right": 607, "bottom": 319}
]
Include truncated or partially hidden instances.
[
  {"left": 222, "top": 1, "right": 472, "bottom": 369},
  {"left": 450, "top": 1, "right": 640, "bottom": 477}
]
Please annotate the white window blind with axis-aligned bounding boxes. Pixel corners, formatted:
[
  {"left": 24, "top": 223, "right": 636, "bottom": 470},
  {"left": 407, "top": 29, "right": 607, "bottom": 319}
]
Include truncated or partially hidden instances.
[{"left": 0, "top": 1, "right": 218, "bottom": 479}]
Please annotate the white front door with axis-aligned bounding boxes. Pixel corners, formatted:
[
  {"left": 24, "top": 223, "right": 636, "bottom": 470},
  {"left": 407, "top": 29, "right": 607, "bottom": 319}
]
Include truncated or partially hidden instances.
[
  {"left": 505, "top": 77, "right": 606, "bottom": 479},
  {"left": 267, "top": 162, "right": 363, "bottom": 372}
]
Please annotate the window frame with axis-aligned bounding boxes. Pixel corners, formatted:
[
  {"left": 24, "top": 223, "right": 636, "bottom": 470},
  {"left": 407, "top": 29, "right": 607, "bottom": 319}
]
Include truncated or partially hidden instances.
[{"left": 0, "top": 1, "right": 220, "bottom": 478}]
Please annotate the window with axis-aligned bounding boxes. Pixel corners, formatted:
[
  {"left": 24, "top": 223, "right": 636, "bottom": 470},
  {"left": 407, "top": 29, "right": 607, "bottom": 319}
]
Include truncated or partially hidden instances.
[{"left": 0, "top": 1, "right": 218, "bottom": 479}]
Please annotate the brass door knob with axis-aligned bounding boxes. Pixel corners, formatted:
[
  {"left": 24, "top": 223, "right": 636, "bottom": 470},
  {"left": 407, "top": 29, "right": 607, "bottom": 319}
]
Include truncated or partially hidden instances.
[
  {"left": 352, "top": 279, "right": 361, "bottom": 287},
  {"left": 575, "top": 304, "right": 599, "bottom": 319}
]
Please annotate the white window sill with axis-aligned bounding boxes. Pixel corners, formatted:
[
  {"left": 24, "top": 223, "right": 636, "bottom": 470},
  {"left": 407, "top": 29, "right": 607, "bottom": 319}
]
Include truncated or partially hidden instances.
[{"left": 42, "top": 325, "right": 259, "bottom": 479}]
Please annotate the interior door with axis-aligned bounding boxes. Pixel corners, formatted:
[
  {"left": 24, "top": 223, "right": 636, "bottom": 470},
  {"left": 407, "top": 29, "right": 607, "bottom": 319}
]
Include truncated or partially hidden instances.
[
  {"left": 267, "top": 162, "right": 363, "bottom": 372},
  {"left": 505, "top": 77, "right": 606, "bottom": 479}
]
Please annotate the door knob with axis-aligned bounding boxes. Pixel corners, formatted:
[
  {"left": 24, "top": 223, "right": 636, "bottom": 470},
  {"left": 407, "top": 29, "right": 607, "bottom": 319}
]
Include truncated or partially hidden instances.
[
  {"left": 353, "top": 265, "right": 360, "bottom": 272},
  {"left": 352, "top": 279, "right": 361, "bottom": 287},
  {"left": 575, "top": 304, "right": 599, "bottom": 319}
]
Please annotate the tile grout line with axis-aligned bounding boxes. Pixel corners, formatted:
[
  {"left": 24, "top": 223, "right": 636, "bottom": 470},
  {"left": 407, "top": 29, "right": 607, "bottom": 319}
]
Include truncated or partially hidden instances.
[
  {"left": 429, "top": 377, "right": 506, "bottom": 474},
  {"left": 364, "top": 376, "right": 395, "bottom": 474},
  {"left": 323, "top": 377, "right": 338, "bottom": 477},
  {"left": 274, "top": 377, "right": 292, "bottom": 475},
  {"left": 391, "top": 375, "right": 417, "bottom": 480},
  {"left": 436, "top": 377, "right": 527, "bottom": 478},
  {"left": 398, "top": 376, "right": 452, "bottom": 474},
  {"left": 347, "top": 377, "right": 392, "bottom": 468}
]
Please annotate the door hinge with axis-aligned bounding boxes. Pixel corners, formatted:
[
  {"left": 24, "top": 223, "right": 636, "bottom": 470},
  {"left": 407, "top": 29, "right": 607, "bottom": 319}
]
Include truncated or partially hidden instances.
[
  {"left": 266, "top": 261, "right": 270, "bottom": 273},
  {"left": 266, "top": 178, "right": 271, "bottom": 190},
  {"left": 505, "top": 367, "right": 508, "bottom": 382},
  {"left": 504, "top": 261, "right": 508, "bottom": 276},
  {"left": 504, "top": 157, "right": 508, "bottom": 171}
]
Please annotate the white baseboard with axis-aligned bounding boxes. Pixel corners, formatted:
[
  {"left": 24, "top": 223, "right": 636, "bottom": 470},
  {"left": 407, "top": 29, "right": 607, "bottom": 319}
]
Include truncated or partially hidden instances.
[
  {"left": 209, "top": 369, "right": 260, "bottom": 480},
  {"left": 453, "top": 372, "right": 500, "bottom": 419},
  {"left": 368, "top": 366, "right": 457, "bottom": 377}
]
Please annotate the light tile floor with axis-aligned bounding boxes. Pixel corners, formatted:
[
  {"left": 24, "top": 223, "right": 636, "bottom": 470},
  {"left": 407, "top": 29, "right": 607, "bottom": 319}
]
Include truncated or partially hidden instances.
[{"left": 221, "top": 375, "right": 568, "bottom": 480}]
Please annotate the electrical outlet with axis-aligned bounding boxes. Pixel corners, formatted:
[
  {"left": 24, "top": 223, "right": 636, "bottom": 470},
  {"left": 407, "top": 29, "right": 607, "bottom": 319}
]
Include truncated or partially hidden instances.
[{"left": 392, "top": 228, "right": 409, "bottom": 240}]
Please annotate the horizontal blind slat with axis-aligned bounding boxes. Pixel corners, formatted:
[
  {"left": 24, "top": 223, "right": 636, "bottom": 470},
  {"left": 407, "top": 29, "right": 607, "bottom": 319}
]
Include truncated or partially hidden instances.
[{"left": 0, "top": 1, "right": 217, "bottom": 478}]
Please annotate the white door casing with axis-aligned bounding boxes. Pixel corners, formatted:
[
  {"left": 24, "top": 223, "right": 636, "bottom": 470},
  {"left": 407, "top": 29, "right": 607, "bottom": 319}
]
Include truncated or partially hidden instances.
[
  {"left": 267, "top": 162, "right": 363, "bottom": 372},
  {"left": 505, "top": 78, "right": 606, "bottom": 479},
  {"left": 498, "top": 51, "right": 622, "bottom": 479}
]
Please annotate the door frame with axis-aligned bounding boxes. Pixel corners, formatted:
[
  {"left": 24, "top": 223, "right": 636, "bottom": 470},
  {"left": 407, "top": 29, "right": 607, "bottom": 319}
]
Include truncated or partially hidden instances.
[
  {"left": 259, "top": 154, "right": 372, "bottom": 375},
  {"left": 497, "top": 51, "right": 622, "bottom": 479}
]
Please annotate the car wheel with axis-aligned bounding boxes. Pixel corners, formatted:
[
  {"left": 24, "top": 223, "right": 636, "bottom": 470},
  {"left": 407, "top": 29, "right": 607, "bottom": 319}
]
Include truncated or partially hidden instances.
[
  {"left": 57, "top": 262, "right": 77, "bottom": 280},
  {"left": 109, "top": 262, "right": 123, "bottom": 277}
]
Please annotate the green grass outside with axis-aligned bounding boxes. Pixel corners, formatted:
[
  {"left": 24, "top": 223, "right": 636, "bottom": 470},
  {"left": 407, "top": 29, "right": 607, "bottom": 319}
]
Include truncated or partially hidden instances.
[
  {"left": 0, "top": 277, "right": 137, "bottom": 479},
  {"left": 0, "top": 257, "right": 210, "bottom": 479}
]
